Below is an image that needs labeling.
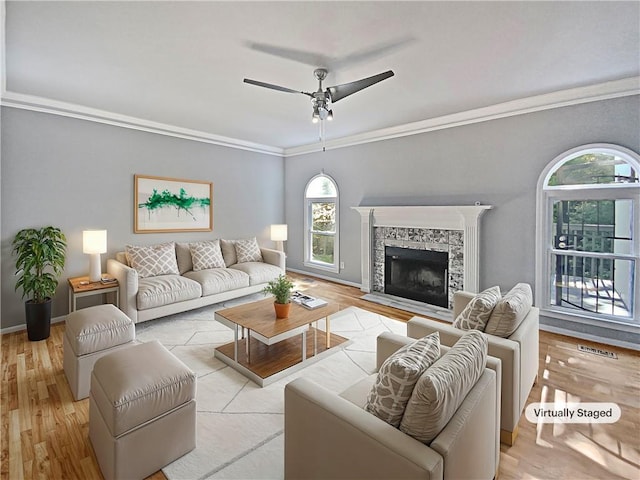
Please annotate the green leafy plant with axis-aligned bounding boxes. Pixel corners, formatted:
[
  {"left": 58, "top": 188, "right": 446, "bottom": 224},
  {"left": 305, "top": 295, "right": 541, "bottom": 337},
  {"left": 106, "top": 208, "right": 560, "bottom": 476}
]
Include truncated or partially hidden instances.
[
  {"left": 262, "top": 274, "right": 294, "bottom": 304},
  {"left": 12, "top": 227, "right": 67, "bottom": 304}
]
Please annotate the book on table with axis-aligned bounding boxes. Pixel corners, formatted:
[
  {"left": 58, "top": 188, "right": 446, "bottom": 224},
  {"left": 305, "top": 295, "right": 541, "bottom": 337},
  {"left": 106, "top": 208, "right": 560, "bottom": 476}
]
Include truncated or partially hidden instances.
[{"left": 291, "top": 291, "right": 329, "bottom": 309}]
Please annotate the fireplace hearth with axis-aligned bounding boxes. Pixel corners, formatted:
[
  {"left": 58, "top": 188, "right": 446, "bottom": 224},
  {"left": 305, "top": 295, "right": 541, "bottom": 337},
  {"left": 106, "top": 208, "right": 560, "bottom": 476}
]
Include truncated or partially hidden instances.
[{"left": 385, "top": 246, "right": 448, "bottom": 308}]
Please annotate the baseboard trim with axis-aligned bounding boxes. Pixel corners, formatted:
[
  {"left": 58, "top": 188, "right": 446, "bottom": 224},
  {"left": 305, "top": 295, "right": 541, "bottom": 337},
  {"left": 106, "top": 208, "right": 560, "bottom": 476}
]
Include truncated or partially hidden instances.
[
  {"left": 1, "top": 315, "right": 67, "bottom": 336},
  {"left": 286, "top": 268, "right": 361, "bottom": 289},
  {"left": 539, "top": 323, "right": 639, "bottom": 352}
]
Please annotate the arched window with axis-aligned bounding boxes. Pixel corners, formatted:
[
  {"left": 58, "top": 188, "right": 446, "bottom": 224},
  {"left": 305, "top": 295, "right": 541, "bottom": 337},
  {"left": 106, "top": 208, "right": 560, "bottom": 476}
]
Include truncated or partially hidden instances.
[
  {"left": 304, "top": 174, "right": 339, "bottom": 273},
  {"left": 536, "top": 144, "right": 640, "bottom": 328}
]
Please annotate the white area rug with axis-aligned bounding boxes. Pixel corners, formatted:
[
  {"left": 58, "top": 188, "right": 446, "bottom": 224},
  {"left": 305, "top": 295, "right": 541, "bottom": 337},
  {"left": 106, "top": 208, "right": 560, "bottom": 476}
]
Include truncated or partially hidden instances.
[{"left": 133, "top": 295, "right": 407, "bottom": 480}]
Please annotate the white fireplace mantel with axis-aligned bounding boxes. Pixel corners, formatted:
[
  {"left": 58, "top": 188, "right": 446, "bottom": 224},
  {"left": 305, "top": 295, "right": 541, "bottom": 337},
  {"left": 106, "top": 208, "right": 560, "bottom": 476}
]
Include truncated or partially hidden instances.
[{"left": 352, "top": 205, "right": 492, "bottom": 295}]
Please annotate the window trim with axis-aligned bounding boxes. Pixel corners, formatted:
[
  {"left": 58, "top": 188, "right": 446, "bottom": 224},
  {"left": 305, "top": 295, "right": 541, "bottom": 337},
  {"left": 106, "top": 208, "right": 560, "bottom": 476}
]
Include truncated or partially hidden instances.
[
  {"left": 303, "top": 173, "right": 340, "bottom": 273},
  {"left": 535, "top": 143, "right": 640, "bottom": 331}
]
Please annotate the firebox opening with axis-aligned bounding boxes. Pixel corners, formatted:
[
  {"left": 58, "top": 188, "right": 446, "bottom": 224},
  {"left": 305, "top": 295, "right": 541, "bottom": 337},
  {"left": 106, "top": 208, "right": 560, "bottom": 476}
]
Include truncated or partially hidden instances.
[{"left": 384, "top": 246, "right": 448, "bottom": 308}]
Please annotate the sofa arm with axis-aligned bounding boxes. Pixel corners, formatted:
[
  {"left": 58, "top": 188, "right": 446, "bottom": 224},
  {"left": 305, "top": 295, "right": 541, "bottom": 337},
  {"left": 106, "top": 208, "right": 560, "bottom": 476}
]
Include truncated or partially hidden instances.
[
  {"left": 260, "top": 247, "right": 285, "bottom": 271},
  {"left": 106, "top": 258, "right": 139, "bottom": 323},
  {"left": 284, "top": 377, "right": 444, "bottom": 480}
]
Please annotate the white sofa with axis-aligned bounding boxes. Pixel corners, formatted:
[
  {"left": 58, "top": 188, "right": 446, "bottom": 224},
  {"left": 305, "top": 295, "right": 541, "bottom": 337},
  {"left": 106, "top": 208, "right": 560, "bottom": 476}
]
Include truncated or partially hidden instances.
[{"left": 107, "top": 240, "right": 285, "bottom": 323}]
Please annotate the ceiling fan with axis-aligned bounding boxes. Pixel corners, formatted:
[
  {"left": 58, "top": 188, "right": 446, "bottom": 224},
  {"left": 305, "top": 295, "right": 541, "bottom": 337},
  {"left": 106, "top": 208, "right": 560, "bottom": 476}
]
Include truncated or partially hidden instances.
[{"left": 243, "top": 68, "right": 394, "bottom": 127}]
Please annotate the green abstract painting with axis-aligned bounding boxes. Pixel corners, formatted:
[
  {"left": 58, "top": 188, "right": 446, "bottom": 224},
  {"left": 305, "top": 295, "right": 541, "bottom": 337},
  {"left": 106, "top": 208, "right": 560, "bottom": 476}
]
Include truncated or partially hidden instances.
[{"left": 135, "top": 175, "right": 212, "bottom": 233}]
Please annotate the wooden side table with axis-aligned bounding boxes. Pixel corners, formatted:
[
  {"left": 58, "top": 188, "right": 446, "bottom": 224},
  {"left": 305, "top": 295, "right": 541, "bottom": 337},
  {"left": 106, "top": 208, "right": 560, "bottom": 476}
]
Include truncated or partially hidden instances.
[{"left": 68, "top": 274, "right": 120, "bottom": 312}]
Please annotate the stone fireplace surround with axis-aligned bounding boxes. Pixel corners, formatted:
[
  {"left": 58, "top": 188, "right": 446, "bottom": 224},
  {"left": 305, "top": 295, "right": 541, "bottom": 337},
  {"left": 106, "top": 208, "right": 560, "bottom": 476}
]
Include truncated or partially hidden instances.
[{"left": 352, "top": 205, "right": 492, "bottom": 316}]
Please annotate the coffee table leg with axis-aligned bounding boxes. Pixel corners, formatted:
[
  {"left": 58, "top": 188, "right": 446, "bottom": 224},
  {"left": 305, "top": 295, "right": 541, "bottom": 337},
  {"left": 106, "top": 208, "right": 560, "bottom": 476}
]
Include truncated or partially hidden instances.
[
  {"left": 247, "top": 330, "right": 251, "bottom": 363},
  {"left": 326, "top": 315, "right": 331, "bottom": 349},
  {"left": 314, "top": 323, "right": 317, "bottom": 356},
  {"left": 302, "top": 330, "right": 307, "bottom": 360},
  {"left": 234, "top": 324, "right": 238, "bottom": 362}
]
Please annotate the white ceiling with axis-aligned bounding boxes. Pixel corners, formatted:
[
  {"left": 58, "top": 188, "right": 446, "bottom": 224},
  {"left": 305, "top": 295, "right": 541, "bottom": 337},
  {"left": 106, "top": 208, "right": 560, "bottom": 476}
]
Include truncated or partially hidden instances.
[{"left": 4, "top": 1, "right": 640, "bottom": 151}]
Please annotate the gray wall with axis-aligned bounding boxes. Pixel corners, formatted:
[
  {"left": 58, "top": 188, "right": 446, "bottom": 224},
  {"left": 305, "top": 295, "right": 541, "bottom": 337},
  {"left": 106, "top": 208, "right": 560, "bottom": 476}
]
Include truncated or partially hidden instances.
[
  {"left": 1, "top": 108, "right": 284, "bottom": 329},
  {"left": 284, "top": 96, "right": 640, "bottom": 341}
]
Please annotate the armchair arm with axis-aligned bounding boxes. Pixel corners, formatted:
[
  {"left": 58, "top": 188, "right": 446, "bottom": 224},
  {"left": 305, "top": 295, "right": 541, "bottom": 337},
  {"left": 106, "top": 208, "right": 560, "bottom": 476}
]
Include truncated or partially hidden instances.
[
  {"left": 508, "top": 306, "right": 540, "bottom": 413},
  {"left": 376, "top": 332, "right": 414, "bottom": 370},
  {"left": 453, "top": 291, "right": 475, "bottom": 318},
  {"left": 285, "top": 377, "right": 444, "bottom": 480},
  {"left": 260, "top": 247, "right": 285, "bottom": 271},
  {"left": 106, "top": 258, "right": 139, "bottom": 322}
]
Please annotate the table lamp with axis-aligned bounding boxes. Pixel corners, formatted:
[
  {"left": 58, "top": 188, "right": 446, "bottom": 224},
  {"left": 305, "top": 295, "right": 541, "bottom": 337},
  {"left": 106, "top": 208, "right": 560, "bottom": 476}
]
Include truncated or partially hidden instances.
[
  {"left": 83, "top": 230, "right": 107, "bottom": 282},
  {"left": 270, "top": 224, "right": 288, "bottom": 252}
]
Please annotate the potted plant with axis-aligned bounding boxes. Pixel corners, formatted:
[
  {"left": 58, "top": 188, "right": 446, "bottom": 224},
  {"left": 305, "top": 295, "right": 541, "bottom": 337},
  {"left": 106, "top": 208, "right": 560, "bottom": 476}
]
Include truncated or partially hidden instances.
[
  {"left": 262, "top": 274, "right": 294, "bottom": 319},
  {"left": 12, "top": 226, "right": 67, "bottom": 341}
]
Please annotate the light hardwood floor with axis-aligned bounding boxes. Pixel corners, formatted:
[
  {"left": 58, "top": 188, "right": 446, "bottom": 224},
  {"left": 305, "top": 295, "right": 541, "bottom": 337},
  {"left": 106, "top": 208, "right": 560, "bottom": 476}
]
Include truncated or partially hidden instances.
[{"left": 2, "top": 272, "right": 639, "bottom": 479}]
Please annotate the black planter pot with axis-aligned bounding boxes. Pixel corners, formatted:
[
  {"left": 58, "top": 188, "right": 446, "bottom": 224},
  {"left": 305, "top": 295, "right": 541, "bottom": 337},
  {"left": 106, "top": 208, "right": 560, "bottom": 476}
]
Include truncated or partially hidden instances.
[{"left": 25, "top": 298, "right": 52, "bottom": 341}]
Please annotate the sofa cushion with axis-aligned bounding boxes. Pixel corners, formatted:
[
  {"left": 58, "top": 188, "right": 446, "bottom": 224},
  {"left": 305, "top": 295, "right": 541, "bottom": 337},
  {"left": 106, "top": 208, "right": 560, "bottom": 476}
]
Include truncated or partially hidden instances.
[
  {"left": 340, "top": 375, "right": 377, "bottom": 408},
  {"left": 364, "top": 332, "right": 440, "bottom": 428},
  {"left": 137, "top": 275, "right": 202, "bottom": 310},
  {"left": 126, "top": 242, "right": 179, "bottom": 278},
  {"left": 183, "top": 268, "right": 250, "bottom": 296},
  {"left": 399, "top": 330, "right": 488, "bottom": 444},
  {"left": 235, "top": 237, "right": 263, "bottom": 263},
  {"left": 485, "top": 283, "right": 533, "bottom": 337},
  {"left": 229, "top": 262, "right": 281, "bottom": 286},
  {"left": 190, "top": 240, "right": 226, "bottom": 271},
  {"left": 220, "top": 239, "right": 238, "bottom": 267},
  {"left": 452, "top": 286, "right": 501, "bottom": 331},
  {"left": 175, "top": 242, "right": 194, "bottom": 275}
]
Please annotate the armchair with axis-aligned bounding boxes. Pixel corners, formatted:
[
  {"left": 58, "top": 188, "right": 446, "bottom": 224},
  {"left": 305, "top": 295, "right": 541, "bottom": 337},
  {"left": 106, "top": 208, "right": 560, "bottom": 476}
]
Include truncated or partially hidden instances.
[
  {"left": 284, "top": 332, "right": 501, "bottom": 480},
  {"left": 408, "top": 289, "right": 539, "bottom": 445}
]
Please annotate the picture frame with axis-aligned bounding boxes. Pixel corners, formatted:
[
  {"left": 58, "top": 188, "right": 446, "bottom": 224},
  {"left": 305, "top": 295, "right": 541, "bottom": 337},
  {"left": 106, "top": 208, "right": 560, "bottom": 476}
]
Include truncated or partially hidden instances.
[{"left": 134, "top": 174, "right": 213, "bottom": 233}]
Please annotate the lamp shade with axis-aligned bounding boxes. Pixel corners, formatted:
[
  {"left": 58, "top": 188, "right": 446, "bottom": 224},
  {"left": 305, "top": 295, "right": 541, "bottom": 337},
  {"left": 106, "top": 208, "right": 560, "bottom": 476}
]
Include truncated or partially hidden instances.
[
  {"left": 270, "top": 224, "right": 288, "bottom": 241},
  {"left": 83, "top": 230, "right": 107, "bottom": 254}
]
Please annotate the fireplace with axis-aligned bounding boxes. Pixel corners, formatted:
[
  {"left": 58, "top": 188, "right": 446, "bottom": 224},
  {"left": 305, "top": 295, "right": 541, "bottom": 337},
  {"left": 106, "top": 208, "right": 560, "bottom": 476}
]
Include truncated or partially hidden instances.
[
  {"left": 385, "top": 246, "right": 449, "bottom": 308},
  {"left": 352, "top": 205, "right": 492, "bottom": 315}
]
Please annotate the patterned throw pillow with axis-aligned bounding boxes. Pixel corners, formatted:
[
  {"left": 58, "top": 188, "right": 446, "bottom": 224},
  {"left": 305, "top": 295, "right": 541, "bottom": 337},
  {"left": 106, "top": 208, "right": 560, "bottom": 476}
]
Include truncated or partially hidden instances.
[
  {"left": 399, "top": 330, "right": 488, "bottom": 443},
  {"left": 235, "top": 237, "right": 263, "bottom": 263},
  {"left": 190, "top": 240, "right": 226, "bottom": 271},
  {"left": 125, "top": 243, "right": 179, "bottom": 278},
  {"left": 484, "top": 283, "right": 533, "bottom": 337},
  {"left": 364, "top": 332, "right": 440, "bottom": 428},
  {"left": 452, "top": 286, "right": 501, "bottom": 331}
]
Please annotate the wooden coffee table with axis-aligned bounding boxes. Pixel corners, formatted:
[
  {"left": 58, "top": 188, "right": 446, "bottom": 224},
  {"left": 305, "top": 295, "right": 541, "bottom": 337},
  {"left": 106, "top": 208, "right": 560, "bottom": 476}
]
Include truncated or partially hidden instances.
[{"left": 214, "top": 297, "right": 349, "bottom": 386}]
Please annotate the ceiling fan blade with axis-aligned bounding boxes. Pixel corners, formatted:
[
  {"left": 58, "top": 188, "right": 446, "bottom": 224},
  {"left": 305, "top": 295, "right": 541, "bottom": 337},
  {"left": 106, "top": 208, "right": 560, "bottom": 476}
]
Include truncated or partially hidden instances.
[
  {"left": 327, "top": 70, "right": 394, "bottom": 103},
  {"left": 243, "top": 78, "right": 313, "bottom": 97}
]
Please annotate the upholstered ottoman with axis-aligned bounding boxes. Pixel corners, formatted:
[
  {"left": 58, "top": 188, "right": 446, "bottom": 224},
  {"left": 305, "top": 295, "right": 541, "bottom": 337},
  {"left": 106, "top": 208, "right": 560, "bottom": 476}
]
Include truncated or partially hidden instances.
[
  {"left": 89, "top": 340, "right": 197, "bottom": 480},
  {"left": 63, "top": 304, "right": 136, "bottom": 401}
]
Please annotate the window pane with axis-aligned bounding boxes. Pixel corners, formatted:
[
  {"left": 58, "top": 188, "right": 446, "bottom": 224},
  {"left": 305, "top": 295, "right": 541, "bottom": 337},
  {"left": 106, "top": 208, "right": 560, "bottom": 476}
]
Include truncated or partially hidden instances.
[
  {"left": 312, "top": 202, "right": 336, "bottom": 232},
  {"left": 548, "top": 153, "right": 638, "bottom": 186},
  {"left": 311, "top": 234, "right": 334, "bottom": 264},
  {"left": 552, "top": 199, "right": 633, "bottom": 254},
  {"left": 306, "top": 176, "right": 337, "bottom": 197},
  {"left": 550, "top": 254, "right": 634, "bottom": 318}
]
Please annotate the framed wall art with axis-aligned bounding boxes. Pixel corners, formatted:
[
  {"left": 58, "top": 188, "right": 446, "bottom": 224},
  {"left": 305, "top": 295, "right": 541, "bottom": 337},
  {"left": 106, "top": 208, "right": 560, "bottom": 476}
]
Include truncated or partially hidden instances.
[{"left": 134, "top": 174, "right": 213, "bottom": 233}]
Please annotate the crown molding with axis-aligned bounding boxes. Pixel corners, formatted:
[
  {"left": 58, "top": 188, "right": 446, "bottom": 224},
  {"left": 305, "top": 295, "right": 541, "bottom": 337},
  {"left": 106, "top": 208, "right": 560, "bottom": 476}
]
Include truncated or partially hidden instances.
[
  {"left": 0, "top": 91, "right": 284, "bottom": 157},
  {"left": 284, "top": 76, "right": 640, "bottom": 157},
  {"left": 1, "top": 76, "right": 638, "bottom": 158}
]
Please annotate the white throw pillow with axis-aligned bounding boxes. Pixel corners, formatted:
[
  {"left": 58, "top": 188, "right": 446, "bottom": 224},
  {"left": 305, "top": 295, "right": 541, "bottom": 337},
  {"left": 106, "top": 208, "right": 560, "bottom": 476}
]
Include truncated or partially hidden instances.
[
  {"left": 399, "top": 330, "right": 488, "bottom": 443},
  {"left": 190, "top": 240, "right": 226, "bottom": 271},
  {"left": 235, "top": 237, "right": 263, "bottom": 263},
  {"left": 484, "top": 283, "right": 533, "bottom": 337},
  {"left": 125, "top": 243, "right": 179, "bottom": 278},
  {"left": 452, "top": 286, "right": 501, "bottom": 331},
  {"left": 365, "top": 332, "right": 440, "bottom": 428}
]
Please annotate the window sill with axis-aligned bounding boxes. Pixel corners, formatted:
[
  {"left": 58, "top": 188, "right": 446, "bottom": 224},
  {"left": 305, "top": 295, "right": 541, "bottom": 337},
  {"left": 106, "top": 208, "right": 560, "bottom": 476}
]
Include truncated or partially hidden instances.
[{"left": 540, "top": 307, "right": 639, "bottom": 333}]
